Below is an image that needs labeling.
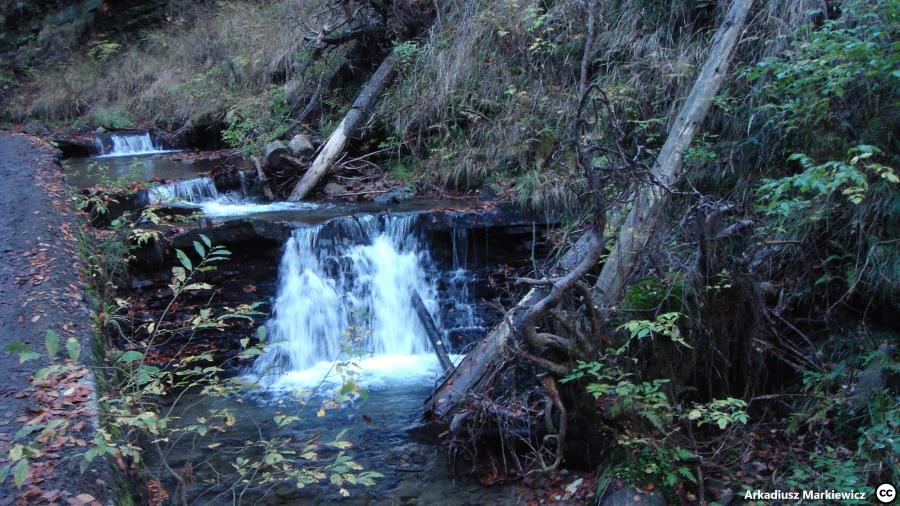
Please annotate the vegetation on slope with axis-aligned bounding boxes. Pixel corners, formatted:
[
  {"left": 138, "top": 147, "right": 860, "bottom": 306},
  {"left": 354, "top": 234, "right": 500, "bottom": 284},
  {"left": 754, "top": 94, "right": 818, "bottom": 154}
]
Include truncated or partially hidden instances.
[{"left": 1, "top": 0, "right": 897, "bottom": 501}]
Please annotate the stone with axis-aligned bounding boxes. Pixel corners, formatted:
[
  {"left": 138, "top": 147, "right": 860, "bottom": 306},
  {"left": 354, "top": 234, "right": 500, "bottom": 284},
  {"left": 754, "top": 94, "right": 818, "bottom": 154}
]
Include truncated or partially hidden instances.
[
  {"left": 288, "top": 133, "right": 315, "bottom": 157},
  {"left": 851, "top": 342, "right": 894, "bottom": 409},
  {"left": 51, "top": 135, "right": 96, "bottom": 157},
  {"left": 264, "top": 140, "right": 290, "bottom": 167},
  {"left": 478, "top": 183, "right": 498, "bottom": 201},
  {"left": 24, "top": 121, "right": 50, "bottom": 136},
  {"left": 602, "top": 487, "right": 666, "bottom": 506},
  {"left": 374, "top": 186, "right": 414, "bottom": 205},
  {"left": 323, "top": 182, "right": 346, "bottom": 198},
  {"left": 94, "top": 126, "right": 106, "bottom": 134}
]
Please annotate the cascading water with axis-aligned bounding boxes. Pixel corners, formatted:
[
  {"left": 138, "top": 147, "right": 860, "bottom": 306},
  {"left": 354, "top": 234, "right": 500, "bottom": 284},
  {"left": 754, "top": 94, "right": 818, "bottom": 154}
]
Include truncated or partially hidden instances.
[
  {"left": 446, "top": 225, "right": 479, "bottom": 332},
  {"left": 144, "top": 173, "right": 318, "bottom": 216},
  {"left": 251, "top": 214, "right": 465, "bottom": 390},
  {"left": 95, "top": 133, "right": 173, "bottom": 157},
  {"left": 146, "top": 176, "right": 220, "bottom": 204}
]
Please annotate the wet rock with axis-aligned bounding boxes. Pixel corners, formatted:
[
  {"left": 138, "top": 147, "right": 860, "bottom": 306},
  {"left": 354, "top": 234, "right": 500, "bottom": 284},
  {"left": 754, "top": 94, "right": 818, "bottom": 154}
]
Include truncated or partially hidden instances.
[
  {"left": 264, "top": 140, "right": 289, "bottom": 167},
  {"left": 24, "top": 121, "right": 50, "bottom": 136},
  {"left": 94, "top": 126, "right": 106, "bottom": 134},
  {"left": 52, "top": 133, "right": 97, "bottom": 158},
  {"left": 172, "top": 219, "right": 293, "bottom": 249},
  {"left": 288, "top": 133, "right": 315, "bottom": 157},
  {"left": 131, "top": 233, "right": 170, "bottom": 270},
  {"left": 602, "top": 487, "right": 667, "bottom": 506},
  {"left": 374, "top": 186, "right": 414, "bottom": 205},
  {"left": 323, "top": 182, "right": 346, "bottom": 198}
]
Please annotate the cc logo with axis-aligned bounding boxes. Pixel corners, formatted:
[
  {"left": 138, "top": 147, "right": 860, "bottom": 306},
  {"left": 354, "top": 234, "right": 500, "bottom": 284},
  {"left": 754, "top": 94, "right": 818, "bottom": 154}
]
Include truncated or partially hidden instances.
[{"left": 876, "top": 484, "right": 896, "bottom": 504}]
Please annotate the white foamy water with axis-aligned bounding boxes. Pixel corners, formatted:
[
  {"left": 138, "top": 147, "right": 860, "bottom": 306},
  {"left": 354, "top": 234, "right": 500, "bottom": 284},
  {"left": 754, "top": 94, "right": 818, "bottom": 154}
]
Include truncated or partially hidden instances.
[
  {"left": 95, "top": 133, "right": 177, "bottom": 157},
  {"left": 198, "top": 199, "right": 319, "bottom": 217},
  {"left": 266, "top": 354, "right": 465, "bottom": 391},
  {"left": 147, "top": 176, "right": 220, "bottom": 204},
  {"left": 145, "top": 175, "right": 319, "bottom": 216},
  {"left": 250, "top": 214, "right": 466, "bottom": 390}
]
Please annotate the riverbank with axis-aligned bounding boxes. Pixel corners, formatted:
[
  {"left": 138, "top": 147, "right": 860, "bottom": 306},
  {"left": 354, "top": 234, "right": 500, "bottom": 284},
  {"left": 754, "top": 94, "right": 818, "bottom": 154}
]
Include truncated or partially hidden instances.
[{"left": 0, "top": 133, "right": 113, "bottom": 503}]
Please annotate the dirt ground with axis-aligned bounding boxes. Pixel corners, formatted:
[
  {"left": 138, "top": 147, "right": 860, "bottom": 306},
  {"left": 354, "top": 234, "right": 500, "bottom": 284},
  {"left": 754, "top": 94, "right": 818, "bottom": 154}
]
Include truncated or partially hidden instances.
[{"left": 0, "top": 133, "right": 112, "bottom": 504}]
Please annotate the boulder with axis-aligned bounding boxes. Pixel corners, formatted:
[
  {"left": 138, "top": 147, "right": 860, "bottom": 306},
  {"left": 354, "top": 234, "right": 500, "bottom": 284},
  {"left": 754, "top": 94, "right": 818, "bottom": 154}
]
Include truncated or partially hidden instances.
[
  {"left": 478, "top": 183, "right": 499, "bottom": 201},
  {"left": 265, "top": 140, "right": 306, "bottom": 172},
  {"left": 602, "top": 488, "right": 666, "bottom": 506},
  {"left": 24, "top": 121, "right": 50, "bottom": 136},
  {"left": 374, "top": 186, "right": 414, "bottom": 205},
  {"left": 51, "top": 135, "right": 96, "bottom": 158},
  {"left": 323, "top": 182, "right": 347, "bottom": 198},
  {"left": 288, "top": 134, "right": 315, "bottom": 157},
  {"left": 264, "top": 141, "right": 290, "bottom": 168}
]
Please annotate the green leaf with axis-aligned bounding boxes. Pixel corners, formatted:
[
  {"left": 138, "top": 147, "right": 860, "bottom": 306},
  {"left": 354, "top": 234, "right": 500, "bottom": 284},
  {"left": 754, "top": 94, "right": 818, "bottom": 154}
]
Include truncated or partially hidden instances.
[
  {"left": 14, "top": 424, "right": 43, "bottom": 440},
  {"left": 199, "top": 234, "right": 212, "bottom": 248},
  {"left": 240, "top": 338, "right": 249, "bottom": 348},
  {"left": 183, "top": 283, "right": 214, "bottom": 291},
  {"left": 264, "top": 452, "right": 284, "bottom": 464},
  {"left": 66, "top": 338, "right": 81, "bottom": 362},
  {"left": 33, "top": 366, "right": 59, "bottom": 383},
  {"left": 45, "top": 330, "right": 60, "bottom": 358},
  {"left": 8, "top": 444, "right": 24, "bottom": 461},
  {"left": 193, "top": 241, "right": 206, "bottom": 257},
  {"left": 12, "top": 459, "right": 28, "bottom": 488},
  {"left": 257, "top": 326, "right": 267, "bottom": 341},
  {"left": 4, "top": 341, "right": 29, "bottom": 354},
  {"left": 0, "top": 464, "right": 10, "bottom": 485},
  {"left": 176, "top": 249, "right": 192, "bottom": 271},
  {"left": 118, "top": 350, "right": 144, "bottom": 363},
  {"left": 687, "top": 409, "right": 703, "bottom": 421},
  {"left": 18, "top": 351, "right": 40, "bottom": 364},
  {"left": 677, "top": 466, "right": 697, "bottom": 483}
]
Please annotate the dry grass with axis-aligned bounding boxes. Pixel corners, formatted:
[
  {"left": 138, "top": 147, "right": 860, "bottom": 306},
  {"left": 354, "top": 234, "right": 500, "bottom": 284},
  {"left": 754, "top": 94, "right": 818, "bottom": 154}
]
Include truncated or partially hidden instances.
[
  {"left": 378, "top": 0, "right": 821, "bottom": 213},
  {"left": 8, "top": 0, "right": 341, "bottom": 132},
  {"left": 7, "top": 0, "right": 824, "bottom": 206}
]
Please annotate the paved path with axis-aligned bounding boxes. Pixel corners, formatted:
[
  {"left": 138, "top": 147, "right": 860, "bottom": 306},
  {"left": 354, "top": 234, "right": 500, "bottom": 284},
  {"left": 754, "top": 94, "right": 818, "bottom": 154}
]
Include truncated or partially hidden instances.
[{"left": 0, "top": 133, "right": 111, "bottom": 503}]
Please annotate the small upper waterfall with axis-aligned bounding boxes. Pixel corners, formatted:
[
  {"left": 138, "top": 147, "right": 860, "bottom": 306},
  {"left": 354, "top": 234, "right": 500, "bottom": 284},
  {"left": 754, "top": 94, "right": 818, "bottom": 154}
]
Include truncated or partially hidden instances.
[
  {"left": 95, "top": 133, "right": 172, "bottom": 157},
  {"left": 146, "top": 176, "right": 220, "bottom": 204},
  {"left": 252, "top": 214, "right": 463, "bottom": 389}
]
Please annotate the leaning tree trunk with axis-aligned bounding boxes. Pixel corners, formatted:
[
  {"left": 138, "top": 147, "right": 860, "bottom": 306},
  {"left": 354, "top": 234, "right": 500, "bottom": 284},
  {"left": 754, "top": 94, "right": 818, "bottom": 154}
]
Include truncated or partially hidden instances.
[
  {"left": 592, "top": 0, "right": 753, "bottom": 304},
  {"left": 425, "top": 0, "right": 753, "bottom": 421},
  {"left": 287, "top": 51, "right": 399, "bottom": 201},
  {"left": 426, "top": 232, "right": 600, "bottom": 419}
]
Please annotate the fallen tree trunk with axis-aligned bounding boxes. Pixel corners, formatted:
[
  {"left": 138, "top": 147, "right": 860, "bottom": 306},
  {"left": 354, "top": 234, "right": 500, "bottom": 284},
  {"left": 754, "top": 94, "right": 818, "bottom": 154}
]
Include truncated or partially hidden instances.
[
  {"left": 425, "top": 232, "right": 599, "bottom": 419},
  {"left": 425, "top": 0, "right": 753, "bottom": 421},
  {"left": 411, "top": 289, "right": 454, "bottom": 373},
  {"left": 593, "top": 0, "right": 753, "bottom": 304},
  {"left": 252, "top": 156, "right": 276, "bottom": 200},
  {"left": 287, "top": 51, "right": 399, "bottom": 201}
]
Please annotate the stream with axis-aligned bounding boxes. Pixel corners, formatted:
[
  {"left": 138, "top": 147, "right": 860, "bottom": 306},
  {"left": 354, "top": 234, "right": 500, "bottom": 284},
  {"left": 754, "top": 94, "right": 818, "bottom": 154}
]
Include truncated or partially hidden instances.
[{"left": 66, "top": 134, "right": 541, "bottom": 504}]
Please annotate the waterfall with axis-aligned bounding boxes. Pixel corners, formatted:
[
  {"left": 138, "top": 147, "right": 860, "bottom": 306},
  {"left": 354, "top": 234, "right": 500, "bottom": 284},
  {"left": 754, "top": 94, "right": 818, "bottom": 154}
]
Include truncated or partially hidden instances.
[
  {"left": 446, "top": 225, "right": 479, "bottom": 333},
  {"left": 95, "top": 133, "right": 172, "bottom": 157},
  {"left": 146, "top": 176, "right": 220, "bottom": 204},
  {"left": 252, "top": 214, "right": 462, "bottom": 389}
]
